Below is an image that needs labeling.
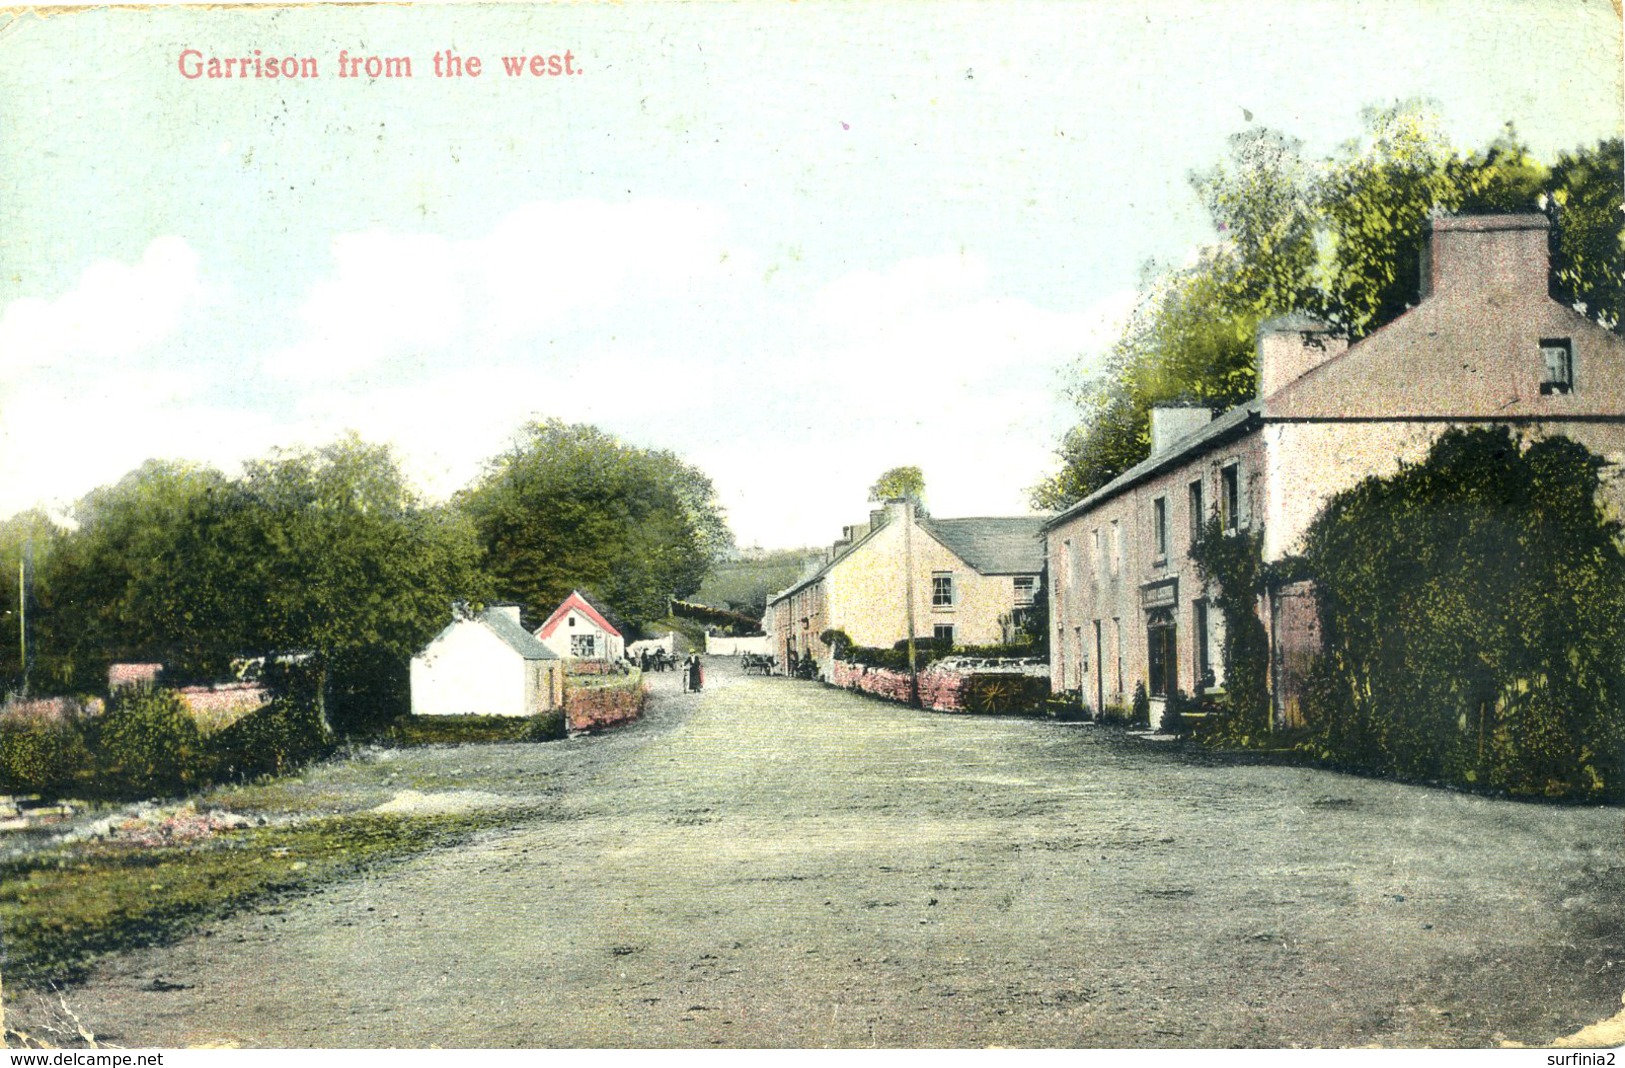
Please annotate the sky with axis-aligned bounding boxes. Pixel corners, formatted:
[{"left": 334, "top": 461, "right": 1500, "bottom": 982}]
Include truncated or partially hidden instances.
[{"left": 0, "top": 0, "right": 1620, "bottom": 549}]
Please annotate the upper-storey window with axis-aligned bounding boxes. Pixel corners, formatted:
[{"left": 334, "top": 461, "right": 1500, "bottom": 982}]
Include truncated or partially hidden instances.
[
  {"left": 1013, "top": 575, "right": 1037, "bottom": 607},
  {"left": 931, "top": 572, "right": 955, "bottom": 608},
  {"left": 1188, "top": 479, "right": 1204, "bottom": 545},
  {"left": 1220, "top": 464, "right": 1240, "bottom": 533},
  {"left": 1540, "top": 338, "right": 1574, "bottom": 395},
  {"left": 1152, "top": 497, "right": 1168, "bottom": 561}
]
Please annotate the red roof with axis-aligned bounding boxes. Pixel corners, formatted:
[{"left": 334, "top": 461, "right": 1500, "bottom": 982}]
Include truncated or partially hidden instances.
[{"left": 535, "top": 590, "right": 623, "bottom": 641}]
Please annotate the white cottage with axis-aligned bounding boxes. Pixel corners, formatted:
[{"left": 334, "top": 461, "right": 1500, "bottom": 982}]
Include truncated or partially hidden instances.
[
  {"left": 410, "top": 604, "right": 563, "bottom": 717},
  {"left": 535, "top": 590, "right": 628, "bottom": 661}
]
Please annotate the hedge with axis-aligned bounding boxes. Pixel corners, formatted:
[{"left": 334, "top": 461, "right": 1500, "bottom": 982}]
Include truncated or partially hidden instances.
[{"left": 1298, "top": 427, "right": 1625, "bottom": 800}]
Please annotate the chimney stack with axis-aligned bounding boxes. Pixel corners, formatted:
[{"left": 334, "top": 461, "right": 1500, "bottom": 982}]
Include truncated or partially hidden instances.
[
  {"left": 1420, "top": 213, "right": 1550, "bottom": 302},
  {"left": 488, "top": 604, "right": 523, "bottom": 626},
  {"left": 1257, "top": 315, "right": 1347, "bottom": 399},
  {"left": 1148, "top": 407, "right": 1214, "bottom": 455}
]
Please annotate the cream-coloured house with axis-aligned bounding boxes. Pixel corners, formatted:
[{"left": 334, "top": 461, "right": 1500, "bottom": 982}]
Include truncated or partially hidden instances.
[
  {"left": 410, "top": 604, "right": 563, "bottom": 717},
  {"left": 765, "top": 499, "right": 1044, "bottom": 676},
  {"left": 534, "top": 590, "right": 628, "bottom": 662}
]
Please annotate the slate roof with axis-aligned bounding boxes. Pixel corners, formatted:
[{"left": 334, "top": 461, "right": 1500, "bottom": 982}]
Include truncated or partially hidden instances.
[
  {"left": 1042, "top": 400, "right": 1264, "bottom": 530},
  {"left": 767, "top": 511, "right": 1046, "bottom": 607},
  {"left": 918, "top": 517, "right": 1045, "bottom": 575},
  {"left": 576, "top": 590, "right": 630, "bottom": 638},
  {"left": 536, "top": 590, "right": 628, "bottom": 641},
  {"left": 479, "top": 607, "right": 559, "bottom": 660}
]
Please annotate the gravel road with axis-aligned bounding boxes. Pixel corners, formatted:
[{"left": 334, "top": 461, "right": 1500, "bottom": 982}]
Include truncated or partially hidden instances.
[{"left": 47, "top": 658, "right": 1625, "bottom": 1047}]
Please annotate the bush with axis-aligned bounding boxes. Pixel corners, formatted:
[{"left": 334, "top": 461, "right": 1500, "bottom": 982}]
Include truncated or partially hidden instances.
[
  {"left": 1299, "top": 428, "right": 1625, "bottom": 800},
  {"left": 521, "top": 709, "right": 567, "bottom": 742},
  {"left": 1159, "top": 688, "right": 1191, "bottom": 736},
  {"left": 0, "top": 710, "right": 93, "bottom": 797},
  {"left": 1130, "top": 682, "right": 1151, "bottom": 728},
  {"left": 211, "top": 698, "right": 330, "bottom": 780},
  {"left": 843, "top": 640, "right": 947, "bottom": 671},
  {"left": 1189, "top": 519, "right": 1272, "bottom": 740},
  {"left": 818, "top": 629, "right": 854, "bottom": 659},
  {"left": 1099, "top": 702, "right": 1134, "bottom": 725},
  {"left": 954, "top": 642, "right": 1046, "bottom": 660},
  {"left": 1045, "top": 691, "right": 1092, "bottom": 722},
  {"left": 94, "top": 688, "right": 208, "bottom": 798}
]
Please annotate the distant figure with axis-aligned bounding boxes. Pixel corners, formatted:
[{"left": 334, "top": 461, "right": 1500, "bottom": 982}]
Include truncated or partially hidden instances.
[{"left": 686, "top": 654, "right": 704, "bottom": 693}]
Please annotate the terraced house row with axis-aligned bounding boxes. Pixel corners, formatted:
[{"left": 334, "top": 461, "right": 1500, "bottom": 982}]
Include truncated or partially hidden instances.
[{"left": 1044, "top": 213, "right": 1625, "bottom": 727}]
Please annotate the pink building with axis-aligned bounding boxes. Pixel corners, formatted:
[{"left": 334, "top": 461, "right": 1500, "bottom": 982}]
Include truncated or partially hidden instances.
[{"left": 1045, "top": 213, "right": 1625, "bottom": 726}]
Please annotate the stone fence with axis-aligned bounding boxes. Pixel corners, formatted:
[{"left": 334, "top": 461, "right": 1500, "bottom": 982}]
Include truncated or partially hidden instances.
[{"left": 830, "top": 658, "right": 1049, "bottom": 714}]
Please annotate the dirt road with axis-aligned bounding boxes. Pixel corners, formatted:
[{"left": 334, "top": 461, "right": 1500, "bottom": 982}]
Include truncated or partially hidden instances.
[{"left": 53, "top": 659, "right": 1625, "bottom": 1047}]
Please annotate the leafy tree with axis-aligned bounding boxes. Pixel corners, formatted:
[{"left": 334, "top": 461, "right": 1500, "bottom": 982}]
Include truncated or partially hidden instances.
[
  {"left": 1320, "top": 108, "right": 1546, "bottom": 335},
  {"left": 237, "top": 435, "right": 490, "bottom": 730},
  {"left": 1548, "top": 138, "right": 1625, "bottom": 330},
  {"left": 1037, "top": 104, "right": 1621, "bottom": 510},
  {"left": 461, "top": 420, "right": 728, "bottom": 629},
  {"left": 868, "top": 466, "right": 927, "bottom": 512},
  {"left": 0, "top": 510, "right": 66, "bottom": 694},
  {"left": 45, "top": 461, "right": 256, "bottom": 689}
]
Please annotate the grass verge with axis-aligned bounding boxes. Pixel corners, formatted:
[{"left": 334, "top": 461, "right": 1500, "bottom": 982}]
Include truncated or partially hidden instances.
[{"left": 0, "top": 809, "right": 516, "bottom": 989}]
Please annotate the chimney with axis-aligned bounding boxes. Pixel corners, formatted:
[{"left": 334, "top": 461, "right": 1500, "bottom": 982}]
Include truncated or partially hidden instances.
[
  {"left": 870, "top": 508, "right": 887, "bottom": 530},
  {"left": 1148, "top": 407, "right": 1214, "bottom": 455},
  {"left": 488, "top": 604, "right": 523, "bottom": 627},
  {"left": 1257, "top": 314, "right": 1348, "bottom": 399},
  {"left": 884, "top": 497, "right": 913, "bottom": 523},
  {"left": 1420, "top": 213, "right": 1550, "bottom": 302}
]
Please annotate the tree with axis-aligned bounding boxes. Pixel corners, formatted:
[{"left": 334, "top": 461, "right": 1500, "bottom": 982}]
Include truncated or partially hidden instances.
[
  {"left": 460, "top": 420, "right": 728, "bottom": 629},
  {"left": 45, "top": 461, "right": 256, "bottom": 690},
  {"left": 1548, "top": 138, "right": 1625, "bottom": 331},
  {"left": 868, "top": 466, "right": 927, "bottom": 512},
  {"left": 237, "top": 435, "right": 490, "bottom": 730},
  {"left": 1319, "top": 108, "right": 1546, "bottom": 336},
  {"left": 0, "top": 510, "right": 66, "bottom": 694},
  {"left": 1037, "top": 105, "right": 1619, "bottom": 511}
]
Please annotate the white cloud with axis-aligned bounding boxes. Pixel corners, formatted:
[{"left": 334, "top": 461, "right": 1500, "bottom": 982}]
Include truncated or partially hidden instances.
[
  {"left": 270, "top": 199, "right": 746, "bottom": 380},
  {"left": 0, "top": 237, "right": 204, "bottom": 371}
]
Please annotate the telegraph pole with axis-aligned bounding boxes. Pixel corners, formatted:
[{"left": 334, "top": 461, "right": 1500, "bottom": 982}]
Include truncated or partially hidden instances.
[
  {"left": 902, "top": 499, "right": 919, "bottom": 707},
  {"left": 18, "top": 543, "right": 29, "bottom": 698}
]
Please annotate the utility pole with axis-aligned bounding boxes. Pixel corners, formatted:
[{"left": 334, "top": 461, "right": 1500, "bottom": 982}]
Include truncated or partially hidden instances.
[
  {"left": 18, "top": 544, "right": 29, "bottom": 699},
  {"left": 902, "top": 499, "right": 919, "bottom": 707}
]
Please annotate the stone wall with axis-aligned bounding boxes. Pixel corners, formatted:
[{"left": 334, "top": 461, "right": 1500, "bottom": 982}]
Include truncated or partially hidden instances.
[
  {"left": 172, "top": 683, "right": 272, "bottom": 733},
  {"left": 564, "top": 676, "right": 646, "bottom": 732},
  {"left": 830, "top": 660, "right": 970, "bottom": 712}
]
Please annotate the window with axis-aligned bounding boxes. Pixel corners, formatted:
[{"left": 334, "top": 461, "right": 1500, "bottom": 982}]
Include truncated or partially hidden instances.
[
  {"left": 568, "top": 616, "right": 576, "bottom": 627},
  {"left": 1540, "top": 337, "right": 1574, "bottom": 394},
  {"left": 1152, "top": 497, "right": 1168, "bottom": 560},
  {"left": 1091, "top": 529, "right": 1102, "bottom": 579},
  {"left": 1146, "top": 608, "right": 1177, "bottom": 698},
  {"left": 931, "top": 572, "right": 955, "bottom": 608},
  {"left": 1189, "top": 479, "right": 1204, "bottom": 545},
  {"left": 570, "top": 633, "right": 597, "bottom": 657},
  {"left": 1110, "top": 520, "right": 1121, "bottom": 575},
  {"left": 1220, "top": 464, "right": 1240, "bottom": 532},
  {"left": 1013, "top": 576, "right": 1037, "bottom": 607},
  {"left": 1060, "top": 539, "right": 1073, "bottom": 584},
  {"left": 933, "top": 623, "right": 955, "bottom": 645}
]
